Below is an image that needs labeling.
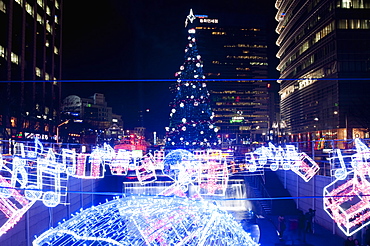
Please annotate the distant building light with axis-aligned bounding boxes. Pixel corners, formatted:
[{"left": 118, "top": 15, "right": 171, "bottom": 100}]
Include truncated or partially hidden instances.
[{"left": 195, "top": 14, "right": 208, "bottom": 18}]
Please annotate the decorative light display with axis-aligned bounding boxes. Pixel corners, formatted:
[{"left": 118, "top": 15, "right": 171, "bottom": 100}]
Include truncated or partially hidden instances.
[
  {"left": 136, "top": 153, "right": 157, "bottom": 184},
  {"left": 33, "top": 196, "right": 259, "bottom": 246},
  {"left": 198, "top": 150, "right": 229, "bottom": 196},
  {"left": 323, "top": 138, "right": 370, "bottom": 236},
  {"left": 3, "top": 136, "right": 370, "bottom": 239},
  {"left": 165, "top": 9, "right": 219, "bottom": 150},
  {"left": 245, "top": 143, "right": 320, "bottom": 182},
  {"left": 108, "top": 149, "right": 130, "bottom": 176}
]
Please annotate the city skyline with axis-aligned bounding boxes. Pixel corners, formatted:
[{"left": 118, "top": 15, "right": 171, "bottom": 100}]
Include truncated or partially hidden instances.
[{"left": 61, "top": 0, "right": 278, "bottom": 135}]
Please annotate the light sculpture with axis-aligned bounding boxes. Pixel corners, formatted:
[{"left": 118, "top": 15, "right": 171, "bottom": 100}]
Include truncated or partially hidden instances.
[
  {"left": 291, "top": 152, "right": 320, "bottom": 182},
  {"left": 323, "top": 138, "right": 370, "bottom": 236},
  {"left": 34, "top": 148, "right": 68, "bottom": 207},
  {"left": 135, "top": 153, "right": 157, "bottom": 184},
  {"left": 198, "top": 150, "right": 229, "bottom": 196},
  {"left": 1, "top": 136, "right": 369, "bottom": 239},
  {"left": 246, "top": 143, "right": 320, "bottom": 182},
  {"left": 108, "top": 149, "right": 130, "bottom": 176},
  {"left": 160, "top": 149, "right": 199, "bottom": 197},
  {"left": 33, "top": 196, "right": 259, "bottom": 246},
  {"left": 0, "top": 154, "right": 36, "bottom": 237},
  {"left": 75, "top": 149, "right": 105, "bottom": 179}
]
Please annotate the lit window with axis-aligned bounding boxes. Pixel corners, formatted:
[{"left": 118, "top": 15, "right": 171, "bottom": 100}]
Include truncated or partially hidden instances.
[
  {"left": 45, "top": 73, "right": 50, "bottom": 80},
  {"left": 37, "top": 13, "right": 44, "bottom": 25},
  {"left": 37, "top": 0, "right": 43, "bottom": 8},
  {"left": 0, "top": 0, "right": 6, "bottom": 13},
  {"left": 46, "top": 6, "right": 51, "bottom": 15},
  {"left": 0, "top": 45, "right": 5, "bottom": 58},
  {"left": 11, "top": 52, "right": 19, "bottom": 64},
  {"left": 341, "top": 0, "right": 353, "bottom": 8},
  {"left": 46, "top": 22, "right": 53, "bottom": 34},
  {"left": 338, "top": 19, "right": 370, "bottom": 29},
  {"left": 55, "top": 0, "right": 59, "bottom": 9},
  {"left": 54, "top": 46, "right": 59, "bottom": 54},
  {"left": 25, "top": 3, "right": 33, "bottom": 16},
  {"left": 35, "top": 67, "right": 41, "bottom": 77},
  {"left": 10, "top": 117, "right": 17, "bottom": 127},
  {"left": 45, "top": 40, "right": 49, "bottom": 47},
  {"left": 15, "top": 0, "right": 23, "bottom": 5},
  {"left": 54, "top": 15, "right": 58, "bottom": 24}
]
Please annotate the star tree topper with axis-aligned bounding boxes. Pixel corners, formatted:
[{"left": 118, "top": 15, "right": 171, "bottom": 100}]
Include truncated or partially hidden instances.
[{"left": 185, "top": 9, "right": 196, "bottom": 27}]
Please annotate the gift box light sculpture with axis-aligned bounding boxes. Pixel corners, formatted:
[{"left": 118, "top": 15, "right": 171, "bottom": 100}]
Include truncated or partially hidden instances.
[
  {"left": 198, "top": 150, "right": 229, "bottom": 196},
  {"left": 323, "top": 138, "right": 370, "bottom": 236},
  {"left": 33, "top": 196, "right": 259, "bottom": 246}
]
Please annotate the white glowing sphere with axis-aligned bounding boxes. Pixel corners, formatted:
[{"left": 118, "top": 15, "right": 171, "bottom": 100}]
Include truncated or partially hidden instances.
[
  {"left": 182, "top": 118, "right": 186, "bottom": 123},
  {"left": 172, "top": 109, "right": 176, "bottom": 113},
  {"left": 180, "top": 102, "right": 184, "bottom": 107},
  {"left": 182, "top": 126, "right": 187, "bottom": 131}
]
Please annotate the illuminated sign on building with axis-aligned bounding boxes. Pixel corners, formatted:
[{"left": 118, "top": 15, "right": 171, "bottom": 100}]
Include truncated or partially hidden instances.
[
  {"left": 230, "top": 116, "right": 244, "bottom": 123},
  {"left": 199, "top": 18, "right": 218, "bottom": 24}
]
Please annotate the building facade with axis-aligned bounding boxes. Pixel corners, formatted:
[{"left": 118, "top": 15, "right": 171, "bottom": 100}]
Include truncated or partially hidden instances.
[
  {"left": 191, "top": 12, "right": 276, "bottom": 148},
  {"left": 0, "top": 0, "right": 62, "bottom": 141},
  {"left": 275, "top": 0, "right": 370, "bottom": 143},
  {"left": 62, "top": 93, "right": 124, "bottom": 144}
]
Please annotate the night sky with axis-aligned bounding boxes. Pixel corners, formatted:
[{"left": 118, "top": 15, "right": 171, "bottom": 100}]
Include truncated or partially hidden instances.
[{"left": 62, "top": 0, "right": 278, "bottom": 136}]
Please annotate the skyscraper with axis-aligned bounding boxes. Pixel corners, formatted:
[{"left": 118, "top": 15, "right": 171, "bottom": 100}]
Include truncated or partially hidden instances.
[
  {"left": 192, "top": 12, "right": 275, "bottom": 148},
  {"left": 0, "top": 0, "right": 62, "bottom": 141},
  {"left": 275, "top": 0, "right": 370, "bottom": 142}
]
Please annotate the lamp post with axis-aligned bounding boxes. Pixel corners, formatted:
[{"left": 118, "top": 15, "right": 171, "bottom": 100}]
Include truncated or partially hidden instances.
[{"left": 56, "top": 120, "right": 69, "bottom": 144}]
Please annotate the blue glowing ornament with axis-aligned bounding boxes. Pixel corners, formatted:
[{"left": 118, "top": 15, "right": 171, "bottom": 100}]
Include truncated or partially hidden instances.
[{"left": 33, "top": 196, "right": 259, "bottom": 246}]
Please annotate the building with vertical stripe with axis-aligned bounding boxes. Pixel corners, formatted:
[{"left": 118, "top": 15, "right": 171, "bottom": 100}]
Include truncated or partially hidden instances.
[{"left": 0, "top": 0, "right": 62, "bottom": 141}]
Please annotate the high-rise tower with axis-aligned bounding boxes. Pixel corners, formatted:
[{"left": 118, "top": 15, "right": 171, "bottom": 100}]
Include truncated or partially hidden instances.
[
  {"left": 192, "top": 12, "right": 275, "bottom": 148},
  {"left": 0, "top": 0, "right": 62, "bottom": 141},
  {"left": 275, "top": 0, "right": 370, "bottom": 142}
]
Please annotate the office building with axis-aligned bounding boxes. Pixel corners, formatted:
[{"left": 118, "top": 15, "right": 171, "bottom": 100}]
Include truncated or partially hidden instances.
[
  {"left": 61, "top": 93, "right": 124, "bottom": 144},
  {"left": 275, "top": 0, "right": 370, "bottom": 142},
  {"left": 192, "top": 12, "right": 276, "bottom": 148},
  {"left": 0, "top": 0, "right": 62, "bottom": 141}
]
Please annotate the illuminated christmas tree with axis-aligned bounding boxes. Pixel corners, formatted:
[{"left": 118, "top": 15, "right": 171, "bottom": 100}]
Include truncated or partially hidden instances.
[{"left": 165, "top": 9, "right": 220, "bottom": 150}]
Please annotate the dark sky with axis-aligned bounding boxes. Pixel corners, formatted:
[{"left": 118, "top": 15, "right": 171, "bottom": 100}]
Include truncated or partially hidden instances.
[{"left": 62, "top": 0, "right": 278, "bottom": 136}]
